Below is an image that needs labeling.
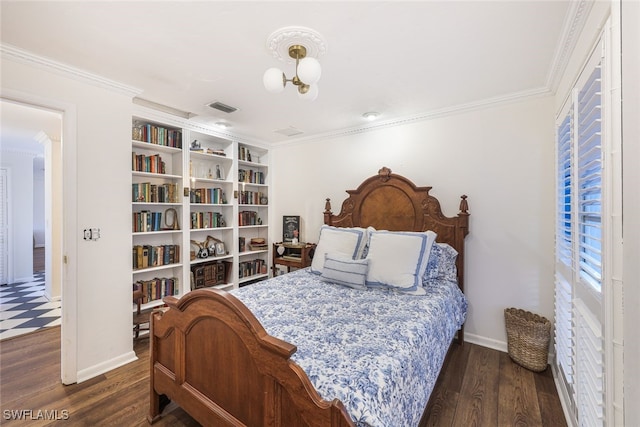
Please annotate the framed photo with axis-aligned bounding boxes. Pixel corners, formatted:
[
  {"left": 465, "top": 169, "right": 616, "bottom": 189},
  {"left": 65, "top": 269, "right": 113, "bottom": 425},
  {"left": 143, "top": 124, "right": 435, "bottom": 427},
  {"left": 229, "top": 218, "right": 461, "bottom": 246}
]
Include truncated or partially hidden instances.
[
  {"left": 283, "top": 215, "right": 300, "bottom": 243},
  {"left": 215, "top": 242, "right": 226, "bottom": 256}
]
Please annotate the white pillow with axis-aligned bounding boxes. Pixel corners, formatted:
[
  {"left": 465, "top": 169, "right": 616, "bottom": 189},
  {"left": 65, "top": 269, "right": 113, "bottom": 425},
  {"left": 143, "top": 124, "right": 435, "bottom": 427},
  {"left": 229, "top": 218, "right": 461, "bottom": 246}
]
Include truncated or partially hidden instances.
[
  {"left": 310, "top": 226, "right": 368, "bottom": 274},
  {"left": 365, "top": 230, "right": 437, "bottom": 295},
  {"left": 320, "top": 253, "right": 369, "bottom": 289}
]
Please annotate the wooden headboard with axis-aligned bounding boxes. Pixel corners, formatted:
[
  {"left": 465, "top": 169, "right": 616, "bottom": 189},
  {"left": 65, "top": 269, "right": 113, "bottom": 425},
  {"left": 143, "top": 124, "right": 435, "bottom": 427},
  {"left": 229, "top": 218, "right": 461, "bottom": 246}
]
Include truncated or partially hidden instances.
[{"left": 323, "top": 166, "right": 470, "bottom": 294}]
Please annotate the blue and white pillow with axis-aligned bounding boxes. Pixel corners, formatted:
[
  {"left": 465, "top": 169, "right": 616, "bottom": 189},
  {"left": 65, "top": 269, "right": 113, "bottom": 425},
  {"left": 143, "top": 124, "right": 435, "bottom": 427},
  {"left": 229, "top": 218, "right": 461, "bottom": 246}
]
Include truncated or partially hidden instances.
[
  {"left": 424, "top": 243, "right": 459, "bottom": 284},
  {"left": 310, "top": 226, "right": 369, "bottom": 274},
  {"left": 364, "top": 230, "right": 437, "bottom": 295},
  {"left": 320, "top": 253, "right": 370, "bottom": 289}
]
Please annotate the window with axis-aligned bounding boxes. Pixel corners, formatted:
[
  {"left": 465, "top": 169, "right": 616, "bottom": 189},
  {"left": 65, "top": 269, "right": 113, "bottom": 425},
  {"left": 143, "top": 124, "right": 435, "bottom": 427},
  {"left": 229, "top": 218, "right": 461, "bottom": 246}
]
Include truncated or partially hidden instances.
[
  {"left": 576, "top": 64, "right": 603, "bottom": 292},
  {"left": 557, "top": 110, "right": 573, "bottom": 267}
]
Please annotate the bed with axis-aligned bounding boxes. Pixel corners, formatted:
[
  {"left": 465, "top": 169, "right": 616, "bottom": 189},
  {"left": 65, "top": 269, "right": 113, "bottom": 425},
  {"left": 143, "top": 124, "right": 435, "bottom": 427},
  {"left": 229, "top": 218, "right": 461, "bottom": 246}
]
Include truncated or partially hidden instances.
[{"left": 148, "top": 167, "right": 470, "bottom": 426}]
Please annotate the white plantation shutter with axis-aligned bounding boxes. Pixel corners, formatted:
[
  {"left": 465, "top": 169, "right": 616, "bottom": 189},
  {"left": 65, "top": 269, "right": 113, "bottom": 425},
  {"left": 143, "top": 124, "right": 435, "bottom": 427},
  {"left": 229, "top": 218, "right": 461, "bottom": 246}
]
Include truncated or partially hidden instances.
[
  {"left": 555, "top": 35, "right": 606, "bottom": 427},
  {"left": 575, "top": 299, "right": 604, "bottom": 427},
  {"left": 554, "top": 273, "right": 574, "bottom": 402},
  {"left": 557, "top": 110, "right": 573, "bottom": 267},
  {"left": 576, "top": 63, "right": 603, "bottom": 292}
]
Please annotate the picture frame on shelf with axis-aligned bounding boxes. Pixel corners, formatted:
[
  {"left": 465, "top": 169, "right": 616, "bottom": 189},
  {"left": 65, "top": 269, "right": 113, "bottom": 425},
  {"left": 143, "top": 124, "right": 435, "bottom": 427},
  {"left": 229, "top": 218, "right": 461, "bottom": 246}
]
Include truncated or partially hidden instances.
[
  {"left": 283, "top": 216, "right": 300, "bottom": 243},
  {"left": 215, "top": 242, "right": 226, "bottom": 256}
]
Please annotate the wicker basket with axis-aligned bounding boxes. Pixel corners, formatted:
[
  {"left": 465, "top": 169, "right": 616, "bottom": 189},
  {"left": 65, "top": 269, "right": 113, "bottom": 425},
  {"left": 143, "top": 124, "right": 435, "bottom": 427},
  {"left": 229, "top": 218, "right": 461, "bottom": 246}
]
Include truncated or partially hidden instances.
[{"left": 504, "top": 308, "right": 551, "bottom": 372}]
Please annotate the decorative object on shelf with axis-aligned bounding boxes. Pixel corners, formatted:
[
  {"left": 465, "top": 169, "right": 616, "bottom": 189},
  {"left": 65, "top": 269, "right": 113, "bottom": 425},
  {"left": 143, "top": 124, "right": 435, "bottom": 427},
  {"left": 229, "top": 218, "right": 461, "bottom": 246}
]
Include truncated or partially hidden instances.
[
  {"left": 249, "top": 238, "right": 268, "bottom": 251},
  {"left": 283, "top": 215, "right": 300, "bottom": 243},
  {"left": 164, "top": 208, "right": 180, "bottom": 230},
  {"left": 190, "top": 140, "right": 201, "bottom": 151},
  {"left": 132, "top": 121, "right": 143, "bottom": 141},
  {"left": 191, "top": 239, "right": 209, "bottom": 259},
  {"left": 205, "top": 235, "right": 227, "bottom": 257},
  {"left": 263, "top": 26, "right": 327, "bottom": 101}
]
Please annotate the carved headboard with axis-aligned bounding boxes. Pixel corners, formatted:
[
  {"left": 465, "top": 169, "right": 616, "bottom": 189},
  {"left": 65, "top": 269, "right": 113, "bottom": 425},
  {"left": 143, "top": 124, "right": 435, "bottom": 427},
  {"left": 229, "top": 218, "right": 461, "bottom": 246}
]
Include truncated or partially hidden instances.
[{"left": 323, "top": 167, "right": 470, "bottom": 293}]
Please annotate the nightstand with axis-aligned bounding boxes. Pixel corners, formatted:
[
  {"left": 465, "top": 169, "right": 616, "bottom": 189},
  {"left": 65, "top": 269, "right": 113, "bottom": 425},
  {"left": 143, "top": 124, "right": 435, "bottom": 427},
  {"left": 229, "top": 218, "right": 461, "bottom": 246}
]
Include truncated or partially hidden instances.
[{"left": 272, "top": 242, "right": 316, "bottom": 276}]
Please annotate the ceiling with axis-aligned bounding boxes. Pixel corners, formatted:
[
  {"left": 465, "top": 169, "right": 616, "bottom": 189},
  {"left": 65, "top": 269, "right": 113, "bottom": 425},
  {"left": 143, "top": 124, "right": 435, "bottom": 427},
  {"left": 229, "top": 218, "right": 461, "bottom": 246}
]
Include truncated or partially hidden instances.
[{"left": 1, "top": 1, "right": 572, "bottom": 145}]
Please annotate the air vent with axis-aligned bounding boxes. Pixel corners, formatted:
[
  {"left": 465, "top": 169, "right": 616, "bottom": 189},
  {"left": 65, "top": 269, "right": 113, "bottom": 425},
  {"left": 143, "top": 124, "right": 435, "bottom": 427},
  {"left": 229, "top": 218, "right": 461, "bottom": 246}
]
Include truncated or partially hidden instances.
[
  {"left": 274, "top": 126, "right": 304, "bottom": 137},
  {"left": 207, "top": 101, "right": 237, "bottom": 114}
]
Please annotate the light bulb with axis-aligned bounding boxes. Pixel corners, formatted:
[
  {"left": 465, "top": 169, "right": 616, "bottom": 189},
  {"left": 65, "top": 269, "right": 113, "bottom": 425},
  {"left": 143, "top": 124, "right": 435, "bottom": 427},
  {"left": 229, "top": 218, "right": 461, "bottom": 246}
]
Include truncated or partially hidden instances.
[
  {"left": 298, "top": 84, "right": 319, "bottom": 101},
  {"left": 297, "top": 57, "right": 321, "bottom": 85},
  {"left": 263, "top": 68, "right": 285, "bottom": 93}
]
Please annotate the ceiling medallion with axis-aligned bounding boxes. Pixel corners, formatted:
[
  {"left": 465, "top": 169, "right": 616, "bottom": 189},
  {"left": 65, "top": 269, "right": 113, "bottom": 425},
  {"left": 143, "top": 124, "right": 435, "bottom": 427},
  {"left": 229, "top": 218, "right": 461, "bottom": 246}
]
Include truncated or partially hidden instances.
[
  {"left": 263, "top": 26, "right": 327, "bottom": 101},
  {"left": 265, "top": 26, "right": 327, "bottom": 64}
]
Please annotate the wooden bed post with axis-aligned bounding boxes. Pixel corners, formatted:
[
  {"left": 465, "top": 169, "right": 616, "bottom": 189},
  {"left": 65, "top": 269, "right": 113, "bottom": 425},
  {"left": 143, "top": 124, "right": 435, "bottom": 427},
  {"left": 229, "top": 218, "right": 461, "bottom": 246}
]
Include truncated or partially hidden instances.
[{"left": 323, "top": 198, "right": 333, "bottom": 226}]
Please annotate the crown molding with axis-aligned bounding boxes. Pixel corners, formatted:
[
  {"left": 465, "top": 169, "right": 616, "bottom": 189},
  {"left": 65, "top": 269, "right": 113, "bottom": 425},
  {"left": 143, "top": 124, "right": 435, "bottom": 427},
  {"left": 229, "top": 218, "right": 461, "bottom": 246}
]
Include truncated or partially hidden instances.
[
  {"left": 545, "top": 0, "right": 594, "bottom": 93},
  {"left": 276, "top": 85, "right": 552, "bottom": 146},
  {"left": 1, "top": 43, "right": 142, "bottom": 98},
  {"left": 0, "top": 147, "right": 41, "bottom": 157}
]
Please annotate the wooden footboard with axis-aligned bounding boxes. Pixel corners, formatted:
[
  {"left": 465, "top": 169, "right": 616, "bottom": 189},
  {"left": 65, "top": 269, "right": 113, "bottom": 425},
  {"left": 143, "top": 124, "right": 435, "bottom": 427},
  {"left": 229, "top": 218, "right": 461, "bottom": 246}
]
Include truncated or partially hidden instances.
[{"left": 148, "top": 288, "right": 354, "bottom": 427}]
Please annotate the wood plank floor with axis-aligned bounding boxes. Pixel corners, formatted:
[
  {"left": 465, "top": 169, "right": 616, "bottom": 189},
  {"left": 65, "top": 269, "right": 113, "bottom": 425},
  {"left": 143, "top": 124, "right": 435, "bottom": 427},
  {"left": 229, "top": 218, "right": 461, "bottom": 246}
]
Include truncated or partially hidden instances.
[
  {"left": 0, "top": 327, "right": 566, "bottom": 426},
  {"left": 33, "top": 247, "right": 45, "bottom": 273}
]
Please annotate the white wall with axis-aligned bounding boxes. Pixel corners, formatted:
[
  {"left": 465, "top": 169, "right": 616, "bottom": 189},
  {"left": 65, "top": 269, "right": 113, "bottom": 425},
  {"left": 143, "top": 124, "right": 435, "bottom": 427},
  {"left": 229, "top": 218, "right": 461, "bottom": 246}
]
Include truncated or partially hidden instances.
[
  {"left": 271, "top": 96, "right": 555, "bottom": 348},
  {"left": 1, "top": 57, "right": 135, "bottom": 380},
  {"left": 33, "top": 158, "right": 45, "bottom": 247},
  {"left": 0, "top": 150, "right": 35, "bottom": 281}
]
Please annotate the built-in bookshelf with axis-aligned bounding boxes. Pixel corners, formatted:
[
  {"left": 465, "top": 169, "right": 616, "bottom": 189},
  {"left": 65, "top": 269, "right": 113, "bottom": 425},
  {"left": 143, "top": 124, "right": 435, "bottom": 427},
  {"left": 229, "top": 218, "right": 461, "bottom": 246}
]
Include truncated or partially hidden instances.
[
  {"left": 237, "top": 144, "right": 269, "bottom": 286},
  {"left": 131, "top": 119, "right": 183, "bottom": 311},
  {"left": 131, "top": 107, "right": 270, "bottom": 313},
  {"left": 188, "top": 130, "right": 235, "bottom": 291}
]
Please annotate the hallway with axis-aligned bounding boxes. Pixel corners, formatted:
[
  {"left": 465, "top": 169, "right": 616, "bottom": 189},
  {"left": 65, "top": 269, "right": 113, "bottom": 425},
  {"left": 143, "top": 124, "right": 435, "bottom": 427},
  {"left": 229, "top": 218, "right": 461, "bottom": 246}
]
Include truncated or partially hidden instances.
[{"left": 0, "top": 247, "right": 60, "bottom": 340}]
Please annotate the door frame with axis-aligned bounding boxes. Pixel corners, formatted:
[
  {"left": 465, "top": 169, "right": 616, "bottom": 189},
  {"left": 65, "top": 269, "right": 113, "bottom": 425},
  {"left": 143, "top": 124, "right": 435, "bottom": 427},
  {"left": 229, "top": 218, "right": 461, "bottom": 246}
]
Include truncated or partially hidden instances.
[{"left": 1, "top": 90, "right": 78, "bottom": 384}]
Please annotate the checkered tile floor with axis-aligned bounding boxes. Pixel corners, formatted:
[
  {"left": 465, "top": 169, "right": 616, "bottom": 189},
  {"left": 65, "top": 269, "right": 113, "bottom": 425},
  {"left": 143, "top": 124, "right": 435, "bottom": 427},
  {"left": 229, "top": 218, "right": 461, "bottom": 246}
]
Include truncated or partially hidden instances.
[{"left": 0, "top": 272, "right": 61, "bottom": 341}]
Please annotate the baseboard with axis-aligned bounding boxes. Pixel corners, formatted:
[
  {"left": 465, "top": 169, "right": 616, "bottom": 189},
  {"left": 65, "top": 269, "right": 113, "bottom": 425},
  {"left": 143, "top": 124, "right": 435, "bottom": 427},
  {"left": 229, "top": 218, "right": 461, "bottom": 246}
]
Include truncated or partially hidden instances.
[
  {"left": 76, "top": 351, "right": 138, "bottom": 383},
  {"left": 44, "top": 291, "right": 61, "bottom": 302},
  {"left": 465, "top": 332, "right": 508, "bottom": 352}
]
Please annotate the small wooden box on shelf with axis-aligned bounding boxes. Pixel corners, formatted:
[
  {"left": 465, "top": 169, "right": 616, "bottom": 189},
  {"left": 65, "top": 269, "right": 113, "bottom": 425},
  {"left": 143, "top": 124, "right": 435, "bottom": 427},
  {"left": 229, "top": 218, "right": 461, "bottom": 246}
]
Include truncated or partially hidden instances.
[{"left": 272, "top": 242, "right": 316, "bottom": 276}]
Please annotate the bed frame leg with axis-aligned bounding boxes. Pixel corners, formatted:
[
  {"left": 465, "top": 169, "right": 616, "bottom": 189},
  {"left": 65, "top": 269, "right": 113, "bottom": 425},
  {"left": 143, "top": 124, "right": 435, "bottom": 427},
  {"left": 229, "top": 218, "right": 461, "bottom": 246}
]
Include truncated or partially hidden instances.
[{"left": 148, "top": 390, "right": 162, "bottom": 424}]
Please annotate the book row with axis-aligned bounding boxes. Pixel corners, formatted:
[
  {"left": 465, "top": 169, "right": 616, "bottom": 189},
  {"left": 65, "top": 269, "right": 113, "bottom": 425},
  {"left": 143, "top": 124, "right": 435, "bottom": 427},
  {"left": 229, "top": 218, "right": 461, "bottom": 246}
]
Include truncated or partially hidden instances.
[
  {"left": 132, "top": 182, "right": 180, "bottom": 203},
  {"left": 190, "top": 211, "right": 226, "bottom": 229},
  {"left": 133, "top": 210, "right": 177, "bottom": 233},
  {"left": 238, "top": 210, "right": 261, "bottom": 226},
  {"left": 133, "top": 244, "right": 180, "bottom": 270},
  {"left": 133, "top": 123, "right": 182, "bottom": 148},
  {"left": 239, "top": 146, "right": 255, "bottom": 162},
  {"left": 132, "top": 153, "right": 167, "bottom": 174},
  {"left": 238, "top": 169, "right": 265, "bottom": 184},
  {"left": 238, "top": 191, "right": 267, "bottom": 206},
  {"left": 238, "top": 258, "right": 268, "bottom": 279},
  {"left": 134, "top": 277, "right": 179, "bottom": 303},
  {"left": 190, "top": 187, "right": 227, "bottom": 204}
]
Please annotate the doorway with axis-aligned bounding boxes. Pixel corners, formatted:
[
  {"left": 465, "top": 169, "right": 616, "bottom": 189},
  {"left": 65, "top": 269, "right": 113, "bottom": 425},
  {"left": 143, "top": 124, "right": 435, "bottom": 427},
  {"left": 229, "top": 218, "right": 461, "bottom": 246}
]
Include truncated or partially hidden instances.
[{"left": 0, "top": 98, "right": 70, "bottom": 378}]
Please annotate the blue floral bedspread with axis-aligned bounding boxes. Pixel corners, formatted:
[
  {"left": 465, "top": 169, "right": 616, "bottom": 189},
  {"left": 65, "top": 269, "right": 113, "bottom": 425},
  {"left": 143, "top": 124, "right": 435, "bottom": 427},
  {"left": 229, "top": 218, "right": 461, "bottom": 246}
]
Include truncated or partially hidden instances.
[{"left": 231, "top": 268, "right": 467, "bottom": 427}]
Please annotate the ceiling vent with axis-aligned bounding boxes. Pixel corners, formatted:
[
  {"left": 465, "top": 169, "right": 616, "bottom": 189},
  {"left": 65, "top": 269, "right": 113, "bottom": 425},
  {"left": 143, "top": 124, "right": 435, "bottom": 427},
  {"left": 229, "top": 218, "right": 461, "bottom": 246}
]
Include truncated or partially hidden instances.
[
  {"left": 207, "top": 101, "right": 238, "bottom": 114},
  {"left": 274, "top": 126, "right": 304, "bottom": 137}
]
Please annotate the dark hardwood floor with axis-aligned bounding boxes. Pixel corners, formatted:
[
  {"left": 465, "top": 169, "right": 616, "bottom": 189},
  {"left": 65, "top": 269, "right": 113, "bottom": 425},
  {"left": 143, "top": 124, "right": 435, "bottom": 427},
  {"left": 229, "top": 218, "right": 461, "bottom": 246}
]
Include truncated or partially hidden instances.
[
  {"left": 0, "top": 327, "right": 566, "bottom": 426},
  {"left": 33, "top": 247, "right": 45, "bottom": 273}
]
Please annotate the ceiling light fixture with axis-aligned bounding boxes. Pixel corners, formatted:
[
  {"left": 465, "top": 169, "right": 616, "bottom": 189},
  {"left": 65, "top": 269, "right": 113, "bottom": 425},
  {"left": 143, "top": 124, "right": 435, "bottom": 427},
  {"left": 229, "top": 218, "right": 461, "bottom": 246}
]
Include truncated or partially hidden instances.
[
  {"left": 362, "top": 112, "right": 380, "bottom": 121},
  {"left": 263, "top": 26, "right": 327, "bottom": 101}
]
